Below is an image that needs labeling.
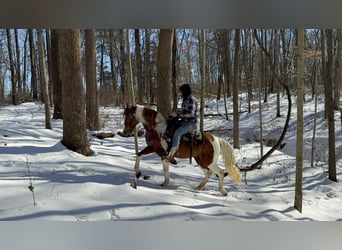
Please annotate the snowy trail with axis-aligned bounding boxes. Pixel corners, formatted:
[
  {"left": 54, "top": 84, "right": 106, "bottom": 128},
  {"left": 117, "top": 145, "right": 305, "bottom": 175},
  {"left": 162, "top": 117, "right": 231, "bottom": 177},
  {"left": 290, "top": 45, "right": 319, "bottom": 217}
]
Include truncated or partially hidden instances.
[{"left": 0, "top": 97, "right": 341, "bottom": 221}]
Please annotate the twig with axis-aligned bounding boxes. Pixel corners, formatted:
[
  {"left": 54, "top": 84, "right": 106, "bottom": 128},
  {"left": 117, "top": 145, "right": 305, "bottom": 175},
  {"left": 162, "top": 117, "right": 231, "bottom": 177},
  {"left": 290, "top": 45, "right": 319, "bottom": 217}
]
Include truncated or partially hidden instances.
[{"left": 25, "top": 157, "right": 37, "bottom": 206}]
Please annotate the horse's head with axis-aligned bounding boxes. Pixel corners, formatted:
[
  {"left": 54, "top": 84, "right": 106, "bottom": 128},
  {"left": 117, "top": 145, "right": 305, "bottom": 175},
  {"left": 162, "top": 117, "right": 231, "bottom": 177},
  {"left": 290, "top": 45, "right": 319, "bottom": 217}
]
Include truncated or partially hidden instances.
[{"left": 121, "top": 104, "right": 139, "bottom": 136}]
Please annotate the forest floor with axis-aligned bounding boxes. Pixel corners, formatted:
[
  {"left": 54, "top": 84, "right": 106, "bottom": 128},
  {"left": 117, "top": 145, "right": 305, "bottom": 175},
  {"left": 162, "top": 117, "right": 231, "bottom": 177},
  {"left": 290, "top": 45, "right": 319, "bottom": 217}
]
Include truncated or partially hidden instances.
[{"left": 0, "top": 93, "right": 341, "bottom": 221}]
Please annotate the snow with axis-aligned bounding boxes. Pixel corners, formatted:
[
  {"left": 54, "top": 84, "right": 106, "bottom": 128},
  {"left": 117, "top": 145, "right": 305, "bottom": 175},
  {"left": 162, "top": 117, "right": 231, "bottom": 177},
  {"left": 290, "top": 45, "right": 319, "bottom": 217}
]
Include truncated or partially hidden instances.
[{"left": 0, "top": 94, "right": 341, "bottom": 221}]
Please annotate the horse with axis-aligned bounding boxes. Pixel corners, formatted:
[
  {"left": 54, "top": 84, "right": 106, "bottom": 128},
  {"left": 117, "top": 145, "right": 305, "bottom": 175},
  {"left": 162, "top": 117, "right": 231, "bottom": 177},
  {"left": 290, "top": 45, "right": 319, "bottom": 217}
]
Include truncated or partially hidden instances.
[{"left": 121, "top": 104, "right": 241, "bottom": 196}]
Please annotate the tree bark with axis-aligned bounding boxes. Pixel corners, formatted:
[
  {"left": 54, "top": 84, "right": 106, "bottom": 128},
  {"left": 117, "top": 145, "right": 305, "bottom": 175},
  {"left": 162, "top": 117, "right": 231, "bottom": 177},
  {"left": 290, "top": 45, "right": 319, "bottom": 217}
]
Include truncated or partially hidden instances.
[
  {"left": 14, "top": 29, "right": 22, "bottom": 99},
  {"left": 135, "top": 29, "right": 144, "bottom": 104},
  {"left": 156, "top": 29, "right": 174, "bottom": 116},
  {"left": 325, "top": 29, "right": 337, "bottom": 182},
  {"left": 334, "top": 29, "right": 342, "bottom": 111},
  {"left": 28, "top": 29, "right": 38, "bottom": 101},
  {"left": 6, "top": 29, "right": 17, "bottom": 105},
  {"left": 199, "top": 29, "right": 206, "bottom": 133},
  {"left": 118, "top": 29, "right": 127, "bottom": 104},
  {"left": 85, "top": 29, "right": 100, "bottom": 131},
  {"left": 294, "top": 29, "right": 304, "bottom": 213},
  {"left": 51, "top": 29, "right": 63, "bottom": 119},
  {"left": 37, "top": 29, "right": 52, "bottom": 129},
  {"left": 108, "top": 29, "right": 117, "bottom": 102},
  {"left": 59, "top": 29, "right": 93, "bottom": 156},
  {"left": 233, "top": 29, "right": 240, "bottom": 149}
]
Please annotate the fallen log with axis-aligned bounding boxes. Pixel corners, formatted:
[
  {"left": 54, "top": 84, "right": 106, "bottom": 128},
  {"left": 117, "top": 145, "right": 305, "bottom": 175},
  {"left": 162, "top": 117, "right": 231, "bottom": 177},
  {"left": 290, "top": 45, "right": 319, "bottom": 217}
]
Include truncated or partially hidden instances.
[{"left": 93, "top": 132, "right": 115, "bottom": 139}]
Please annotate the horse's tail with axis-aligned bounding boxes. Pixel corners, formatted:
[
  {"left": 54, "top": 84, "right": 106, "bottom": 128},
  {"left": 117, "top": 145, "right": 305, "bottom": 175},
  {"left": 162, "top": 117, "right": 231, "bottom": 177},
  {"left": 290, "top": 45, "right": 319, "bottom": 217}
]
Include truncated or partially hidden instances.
[{"left": 218, "top": 137, "right": 242, "bottom": 187}]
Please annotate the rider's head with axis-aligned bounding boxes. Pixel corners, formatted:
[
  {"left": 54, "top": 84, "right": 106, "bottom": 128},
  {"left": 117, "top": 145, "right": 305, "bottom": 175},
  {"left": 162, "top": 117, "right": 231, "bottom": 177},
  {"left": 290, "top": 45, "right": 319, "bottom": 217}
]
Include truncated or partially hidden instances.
[{"left": 179, "top": 84, "right": 192, "bottom": 99}]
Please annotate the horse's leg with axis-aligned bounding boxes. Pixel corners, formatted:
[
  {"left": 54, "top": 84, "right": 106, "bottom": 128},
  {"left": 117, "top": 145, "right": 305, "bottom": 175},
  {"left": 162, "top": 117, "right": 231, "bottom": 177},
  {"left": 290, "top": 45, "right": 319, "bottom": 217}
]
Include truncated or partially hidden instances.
[
  {"left": 161, "top": 159, "right": 170, "bottom": 186},
  {"left": 196, "top": 168, "right": 213, "bottom": 190},
  {"left": 135, "top": 146, "right": 154, "bottom": 179},
  {"left": 208, "top": 163, "right": 227, "bottom": 196}
]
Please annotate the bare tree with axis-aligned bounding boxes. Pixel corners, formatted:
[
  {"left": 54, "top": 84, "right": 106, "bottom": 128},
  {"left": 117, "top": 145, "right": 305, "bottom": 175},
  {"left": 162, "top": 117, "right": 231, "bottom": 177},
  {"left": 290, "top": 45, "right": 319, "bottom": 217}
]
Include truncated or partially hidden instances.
[
  {"left": 85, "top": 29, "right": 100, "bottom": 131},
  {"left": 118, "top": 29, "right": 128, "bottom": 104},
  {"left": 59, "top": 29, "right": 93, "bottom": 156},
  {"left": 51, "top": 29, "right": 63, "bottom": 119},
  {"left": 28, "top": 29, "right": 38, "bottom": 101},
  {"left": 108, "top": 29, "right": 117, "bottom": 103},
  {"left": 6, "top": 29, "right": 17, "bottom": 105},
  {"left": 334, "top": 29, "right": 342, "bottom": 112},
  {"left": 232, "top": 29, "right": 240, "bottom": 149},
  {"left": 14, "top": 29, "right": 22, "bottom": 100},
  {"left": 171, "top": 29, "right": 178, "bottom": 111},
  {"left": 324, "top": 29, "right": 337, "bottom": 182},
  {"left": 294, "top": 29, "right": 305, "bottom": 213},
  {"left": 156, "top": 29, "right": 174, "bottom": 116},
  {"left": 37, "top": 29, "right": 51, "bottom": 129},
  {"left": 135, "top": 29, "right": 144, "bottom": 104},
  {"left": 199, "top": 29, "right": 206, "bottom": 133}
]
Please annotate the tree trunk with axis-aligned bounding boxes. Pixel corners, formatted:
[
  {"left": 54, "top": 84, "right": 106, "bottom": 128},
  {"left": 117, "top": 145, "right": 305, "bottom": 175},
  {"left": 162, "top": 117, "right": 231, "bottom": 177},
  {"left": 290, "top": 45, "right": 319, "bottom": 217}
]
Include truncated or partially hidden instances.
[
  {"left": 144, "top": 29, "right": 153, "bottom": 104},
  {"left": 171, "top": 29, "right": 178, "bottom": 111},
  {"left": 51, "top": 29, "right": 63, "bottom": 119},
  {"left": 22, "top": 30, "right": 28, "bottom": 96},
  {"left": 334, "top": 29, "right": 342, "bottom": 110},
  {"left": 45, "top": 29, "right": 53, "bottom": 107},
  {"left": 294, "top": 29, "right": 304, "bottom": 213},
  {"left": 6, "top": 29, "right": 17, "bottom": 105},
  {"left": 85, "top": 29, "right": 100, "bottom": 131},
  {"left": 59, "top": 29, "right": 93, "bottom": 156},
  {"left": 119, "top": 29, "right": 128, "bottom": 104},
  {"left": 233, "top": 29, "right": 240, "bottom": 149},
  {"left": 135, "top": 29, "right": 144, "bottom": 104},
  {"left": 199, "top": 29, "right": 206, "bottom": 133},
  {"left": 14, "top": 29, "right": 22, "bottom": 100},
  {"left": 156, "top": 29, "right": 174, "bottom": 116},
  {"left": 37, "top": 29, "right": 52, "bottom": 129},
  {"left": 325, "top": 29, "right": 337, "bottom": 182},
  {"left": 28, "top": 29, "right": 38, "bottom": 101},
  {"left": 108, "top": 29, "right": 117, "bottom": 103}
]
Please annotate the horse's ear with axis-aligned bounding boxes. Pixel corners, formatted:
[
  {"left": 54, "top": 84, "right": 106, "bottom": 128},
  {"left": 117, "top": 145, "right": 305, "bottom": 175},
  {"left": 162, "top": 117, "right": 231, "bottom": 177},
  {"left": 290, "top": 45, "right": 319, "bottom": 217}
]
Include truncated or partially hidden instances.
[{"left": 125, "top": 102, "right": 130, "bottom": 108}]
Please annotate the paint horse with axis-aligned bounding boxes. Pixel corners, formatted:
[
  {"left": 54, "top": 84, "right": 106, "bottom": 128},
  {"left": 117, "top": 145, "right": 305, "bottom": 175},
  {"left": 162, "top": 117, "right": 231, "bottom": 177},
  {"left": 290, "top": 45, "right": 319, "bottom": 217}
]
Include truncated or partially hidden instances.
[{"left": 122, "top": 104, "right": 241, "bottom": 196}]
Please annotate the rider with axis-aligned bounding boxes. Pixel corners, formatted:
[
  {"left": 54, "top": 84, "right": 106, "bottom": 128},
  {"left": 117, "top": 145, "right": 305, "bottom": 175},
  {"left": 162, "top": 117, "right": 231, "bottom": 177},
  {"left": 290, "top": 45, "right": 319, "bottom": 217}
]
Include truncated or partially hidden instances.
[{"left": 166, "top": 83, "right": 198, "bottom": 162}]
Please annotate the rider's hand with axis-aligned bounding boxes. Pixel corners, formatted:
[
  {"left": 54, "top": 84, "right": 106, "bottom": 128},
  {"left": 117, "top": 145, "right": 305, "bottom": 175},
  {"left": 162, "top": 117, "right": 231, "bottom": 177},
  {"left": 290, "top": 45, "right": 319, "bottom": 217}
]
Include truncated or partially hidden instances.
[{"left": 170, "top": 111, "right": 177, "bottom": 117}]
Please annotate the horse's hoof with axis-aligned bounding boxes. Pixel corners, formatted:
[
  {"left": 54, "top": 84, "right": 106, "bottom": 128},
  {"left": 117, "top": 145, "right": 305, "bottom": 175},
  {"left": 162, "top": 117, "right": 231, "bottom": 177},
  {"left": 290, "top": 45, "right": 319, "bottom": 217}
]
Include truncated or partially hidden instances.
[
  {"left": 160, "top": 181, "right": 169, "bottom": 186},
  {"left": 136, "top": 172, "right": 141, "bottom": 179},
  {"left": 221, "top": 191, "right": 228, "bottom": 196},
  {"left": 170, "top": 158, "right": 177, "bottom": 165}
]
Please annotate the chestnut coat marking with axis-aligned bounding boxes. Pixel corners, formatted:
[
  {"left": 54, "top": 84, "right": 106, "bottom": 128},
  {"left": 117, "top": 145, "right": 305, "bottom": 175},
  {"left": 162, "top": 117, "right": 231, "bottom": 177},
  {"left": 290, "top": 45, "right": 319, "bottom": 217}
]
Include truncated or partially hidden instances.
[{"left": 122, "top": 104, "right": 241, "bottom": 196}]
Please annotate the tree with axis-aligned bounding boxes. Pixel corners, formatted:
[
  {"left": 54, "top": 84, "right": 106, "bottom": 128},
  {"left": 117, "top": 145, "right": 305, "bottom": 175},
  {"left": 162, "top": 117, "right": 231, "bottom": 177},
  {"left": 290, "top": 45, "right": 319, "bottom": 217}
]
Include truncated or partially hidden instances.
[
  {"left": 6, "top": 29, "right": 17, "bottom": 105},
  {"left": 108, "top": 29, "right": 117, "bottom": 103},
  {"left": 28, "top": 29, "right": 38, "bottom": 100},
  {"left": 171, "top": 29, "right": 178, "bottom": 111},
  {"left": 135, "top": 29, "right": 144, "bottom": 104},
  {"left": 334, "top": 29, "right": 342, "bottom": 111},
  {"left": 199, "top": 29, "right": 206, "bottom": 133},
  {"left": 37, "top": 29, "right": 52, "bottom": 129},
  {"left": 51, "top": 29, "right": 63, "bottom": 119},
  {"left": 294, "top": 29, "right": 305, "bottom": 213},
  {"left": 14, "top": 29, "right": 22, "bottom": 99},
  {"left": 232, "top": 29, "right": 240, "bottom": 149},
  {"left": 85, "top": 29, "right": 100, "bottom": 131},
  {"left": 156, "top": 29, "right": 174, "bottom": 116},
  {"left": 59, "top": 29, "right": 93, "bottom": 156},
  {"left": 118, "top": 29, "right": 128, "bottom": 104},
  {"left": 324, "top": 29, "right": 337, "bottom": 182}
]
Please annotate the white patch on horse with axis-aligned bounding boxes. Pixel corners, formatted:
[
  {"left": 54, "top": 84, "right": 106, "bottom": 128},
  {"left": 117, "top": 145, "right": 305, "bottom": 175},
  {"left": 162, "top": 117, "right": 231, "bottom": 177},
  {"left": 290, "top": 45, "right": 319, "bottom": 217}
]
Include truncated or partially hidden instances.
[
  {"left": 135, "top": 105, "right": 146, "bottom": 124},
  {"left": 155, "top": 112, "right": 167, "bottom": 135}
]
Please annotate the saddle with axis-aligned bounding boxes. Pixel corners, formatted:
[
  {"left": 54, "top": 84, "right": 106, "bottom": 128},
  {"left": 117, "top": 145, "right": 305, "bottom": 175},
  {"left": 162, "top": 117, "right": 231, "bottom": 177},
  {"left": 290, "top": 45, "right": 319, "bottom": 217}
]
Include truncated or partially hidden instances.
[{"left": 164, "top": 116, "right": 203, "bottom": 151}]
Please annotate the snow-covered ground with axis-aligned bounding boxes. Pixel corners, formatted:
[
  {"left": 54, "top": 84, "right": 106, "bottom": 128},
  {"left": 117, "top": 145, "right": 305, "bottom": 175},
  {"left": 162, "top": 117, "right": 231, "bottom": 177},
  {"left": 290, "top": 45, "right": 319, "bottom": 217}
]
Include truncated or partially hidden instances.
[{"left": 0, "top": 93, "right": 341, "bottom": 221}]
